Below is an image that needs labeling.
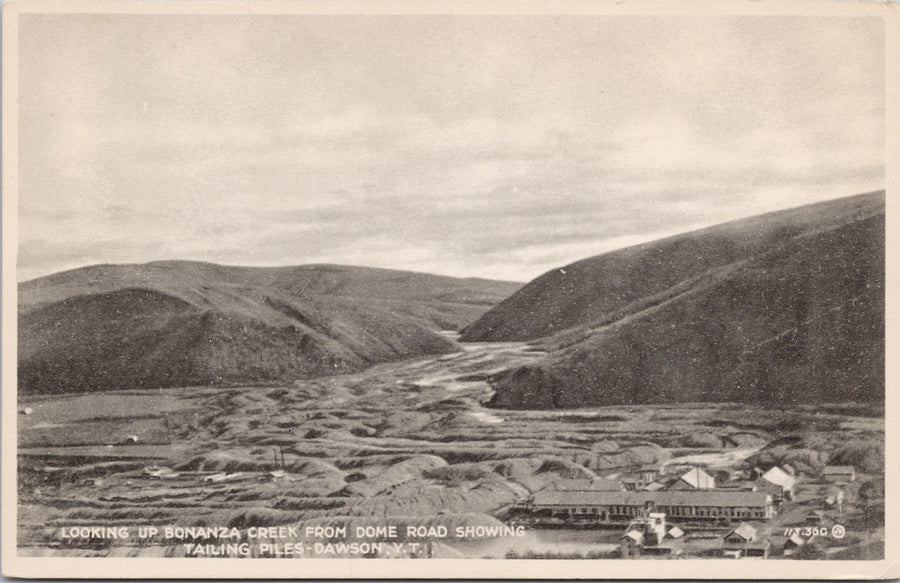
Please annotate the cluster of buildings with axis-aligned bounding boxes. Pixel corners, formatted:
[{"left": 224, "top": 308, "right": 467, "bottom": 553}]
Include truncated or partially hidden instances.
[
  {"left": 511, "top": 461, "right": 858, "bottom": 559},
  {"left": 516, "top": 465, "right": 787, "bottom": 525},
  {"left": 517, "top": 461, "right": 855, "bottom": 526},
  {"left": 618, "top": 511, "right": 771, "bottom": 558}
]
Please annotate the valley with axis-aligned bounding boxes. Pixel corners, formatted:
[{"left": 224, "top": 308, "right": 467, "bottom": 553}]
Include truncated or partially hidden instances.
[
  {"left": 15, "top": 192, "right": 886, "bottom": 560},
  {"left": 17, "top": 335, "right": 884, "bottom": 559}
]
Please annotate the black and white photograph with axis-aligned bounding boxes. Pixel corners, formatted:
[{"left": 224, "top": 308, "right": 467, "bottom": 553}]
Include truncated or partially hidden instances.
[{"left": 2, "top": 1, "right": 896, "bottom": 578}]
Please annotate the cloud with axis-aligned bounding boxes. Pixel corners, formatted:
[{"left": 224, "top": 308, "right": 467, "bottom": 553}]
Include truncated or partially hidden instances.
[{"left": 16, "top": 14, "right": 885, "bottom": 283}]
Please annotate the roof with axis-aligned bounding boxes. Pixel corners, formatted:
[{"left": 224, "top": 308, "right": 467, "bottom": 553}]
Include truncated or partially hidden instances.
[
  {"left": 531, "top": 489, "right": 770, "bottom": 508},
  {"left": 825, "top": 492, "right": 843, "bottom": 505},
  {"left": 786, "top": 534, "right": 806, "bottom": 547},
  {"left": 725, "top": 522, "right": 757, "bottom": 543},
  {"left": 667, "top": 526, "right": 685, "bottom": 539},
  {"left": 677, "top": 467, "right": 715, "bottom": 489},
  {"left": 553, "top": 478, "right": 622, "bottom": 491},
  {"left": 642, "top": 481, "right": 665, "bottom": 491},
  {"left": 761, "top": 466, "right": 796, "bottom": 490},
  {"left": 822, "top": 465, "right": 855, "bottom": 474},
  {"left": 623, "top": 530, "right": 644, "bottom": 543}
]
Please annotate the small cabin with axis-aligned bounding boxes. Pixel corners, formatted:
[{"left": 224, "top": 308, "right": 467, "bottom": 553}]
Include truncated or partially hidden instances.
[
  {"left": 722, "top": 523, "right": 770, "bottom": 558},
  {"left": 821, "top": 465, "right": 856, "bottom": 484},
  {"left": 757, "top": 466, "right": 796, "bottom": 500},
  {"left": 723, "top": 522, "right": 757, "bottom": 545}
]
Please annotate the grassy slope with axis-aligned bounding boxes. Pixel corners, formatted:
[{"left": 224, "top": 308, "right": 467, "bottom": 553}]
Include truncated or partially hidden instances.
[
  {"left": 461, "top": 192, "right": 883, "bottom": 341},
  {"left": 18, "top": 263, "right": 520, "bottom": 394},
  {"left": 20, "top": 261, "right": 518, "bottom": 320},
  {"left": 478, "top": 192, "right": 885, "bottom": 408}
]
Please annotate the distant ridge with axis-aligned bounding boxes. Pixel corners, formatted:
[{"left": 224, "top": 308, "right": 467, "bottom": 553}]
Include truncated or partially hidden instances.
[
  {"left": 18, "top": 262, "right": 520, "bottom": 394},
  {"left": 464, "top": 191, "right": 885, "bottom": 408}
]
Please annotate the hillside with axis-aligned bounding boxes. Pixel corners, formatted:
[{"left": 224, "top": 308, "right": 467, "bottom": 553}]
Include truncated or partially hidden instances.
[
  {"left": 470, "top": 191, "right": 885, "bottom": 408},
  {"left": 18, "top": 262, "right": 520, "bottom": 394},
  {"left": 19, "top": 261, "right": 519, "bottom": 328}
]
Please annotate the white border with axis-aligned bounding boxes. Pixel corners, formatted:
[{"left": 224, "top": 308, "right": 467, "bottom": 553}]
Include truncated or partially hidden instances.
[{"left": 2, "top": 1, "right": 897, "bottom": 578}]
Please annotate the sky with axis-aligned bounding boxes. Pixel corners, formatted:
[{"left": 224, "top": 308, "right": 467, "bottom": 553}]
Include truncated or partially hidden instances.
[{"left": 16, "top": 14, "right": 885, "bottom": 282}]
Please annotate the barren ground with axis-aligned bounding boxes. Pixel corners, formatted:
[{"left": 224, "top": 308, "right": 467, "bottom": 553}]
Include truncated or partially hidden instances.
[{"left": 17, "top": 338, "right": 884, "bottom": 558}]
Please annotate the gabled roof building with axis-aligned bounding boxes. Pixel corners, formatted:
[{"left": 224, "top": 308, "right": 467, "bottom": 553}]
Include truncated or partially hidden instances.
[
  {"left": 758, "top": 466, "right": 796, "bottom": 499},
  {"left": 724, "top": 522, "right": 758, "bottom": 544},
  {"left": 528, "top": 488, "right": 774, "bottom": 522},
  {"left": 722, "top": 522, "right": 770, "bottom": 558},
  {"left": 668, "top": 467, "right": 716, "bottom": 490}
]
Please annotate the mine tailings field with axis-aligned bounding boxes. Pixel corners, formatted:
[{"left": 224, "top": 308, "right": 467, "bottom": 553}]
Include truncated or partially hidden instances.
[{"left": 17, "top": 335, "right": 883, "bottom": 558}]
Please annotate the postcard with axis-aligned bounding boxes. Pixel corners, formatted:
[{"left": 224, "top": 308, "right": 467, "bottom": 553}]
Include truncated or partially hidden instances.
[{"left": 2, "top": 0, "right": 897, "bottom": 578}]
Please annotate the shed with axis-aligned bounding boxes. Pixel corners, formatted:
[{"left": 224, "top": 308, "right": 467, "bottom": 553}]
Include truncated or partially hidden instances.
[
  {"left": 723, "top": 522, "right": 771, "bottom": 559},
  {"left": 758, "top": 466, "right": 796, "bottom": 499},
  {"left": 822, "top": 465, "right": 856, "bottom": 483},
  {"left": 724, "top": 522, "right": 758, "bottom": 545}
]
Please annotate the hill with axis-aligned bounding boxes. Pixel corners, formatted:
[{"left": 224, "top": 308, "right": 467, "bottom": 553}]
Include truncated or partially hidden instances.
[
  {"left": 18, "top": 262, "right": 520, "bottom": 394},
  {"left": 466, "top": 191, "right": 885, "bottom": 408}
]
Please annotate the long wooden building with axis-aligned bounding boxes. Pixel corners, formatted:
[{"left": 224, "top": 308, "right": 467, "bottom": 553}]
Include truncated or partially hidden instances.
[{"left": 527, "top": 489, "right": 774, "bottom": 522}]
